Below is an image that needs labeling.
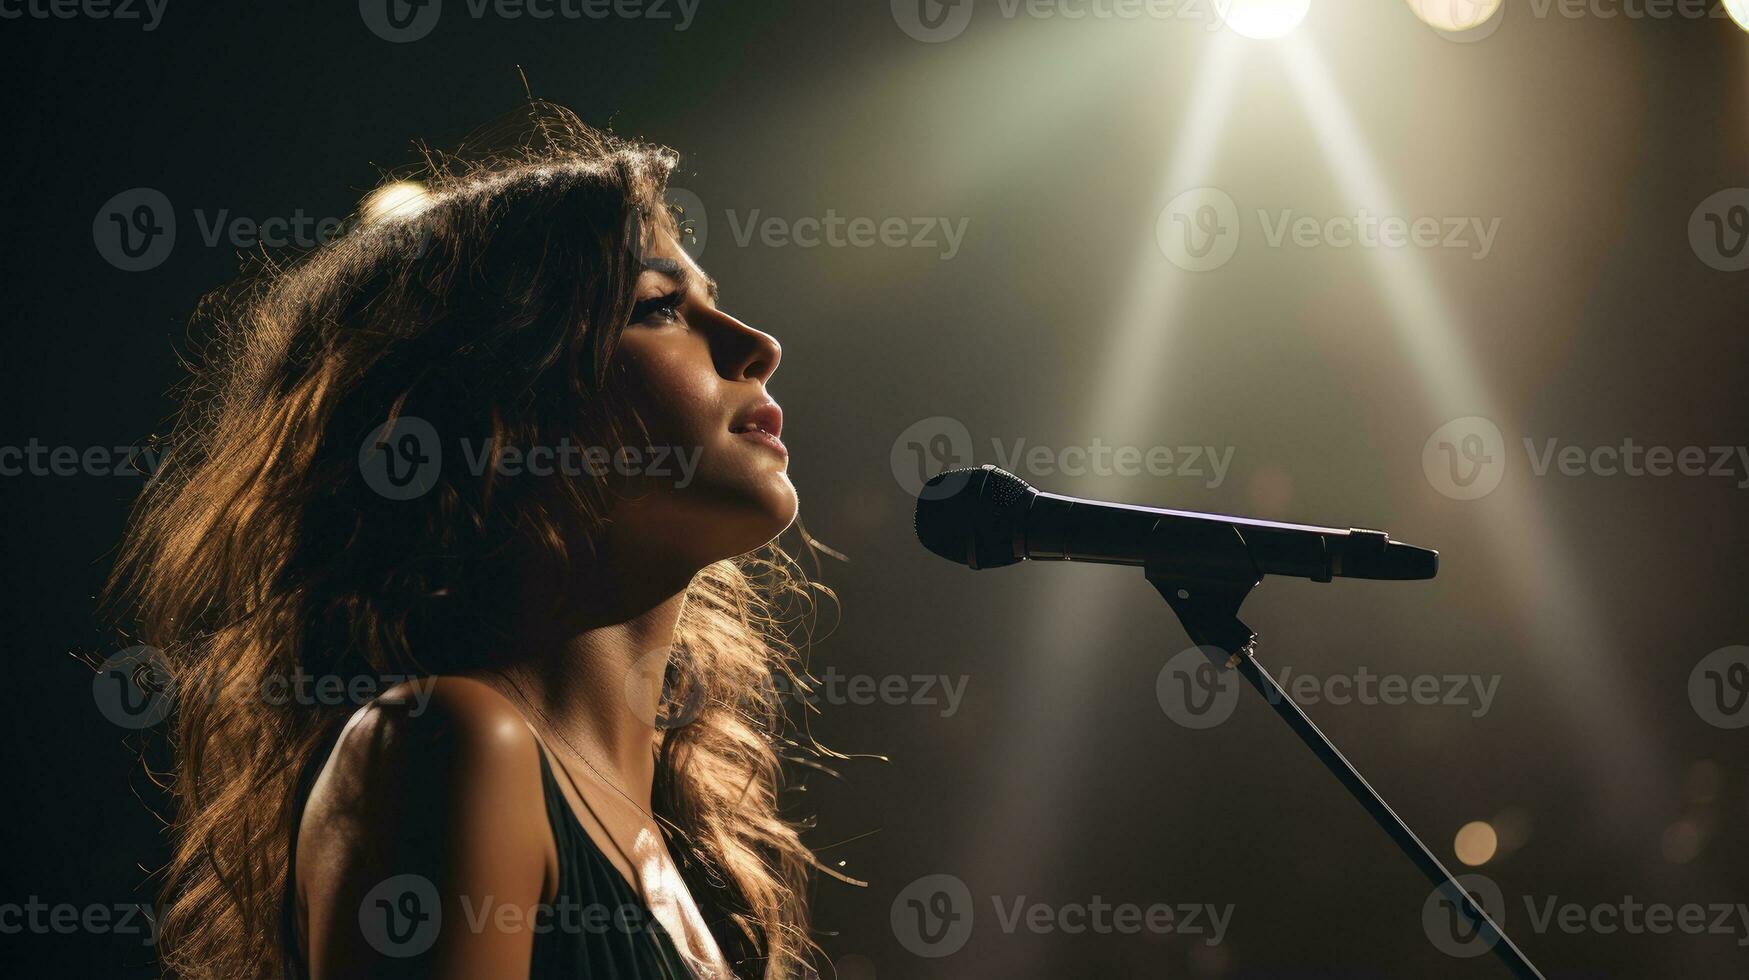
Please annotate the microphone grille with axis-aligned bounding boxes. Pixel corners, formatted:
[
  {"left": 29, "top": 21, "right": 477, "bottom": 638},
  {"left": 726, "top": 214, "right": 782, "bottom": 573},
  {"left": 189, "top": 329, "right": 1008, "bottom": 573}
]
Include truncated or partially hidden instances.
[{"left": 913, "top": 465, "right": 1034, "bottom": 569}]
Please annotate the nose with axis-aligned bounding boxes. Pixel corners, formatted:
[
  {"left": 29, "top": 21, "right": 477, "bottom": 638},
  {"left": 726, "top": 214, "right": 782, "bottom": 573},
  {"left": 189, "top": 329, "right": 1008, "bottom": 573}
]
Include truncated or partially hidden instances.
[{"left": 709, "top": 309, "right": 782, "bottom": 385}]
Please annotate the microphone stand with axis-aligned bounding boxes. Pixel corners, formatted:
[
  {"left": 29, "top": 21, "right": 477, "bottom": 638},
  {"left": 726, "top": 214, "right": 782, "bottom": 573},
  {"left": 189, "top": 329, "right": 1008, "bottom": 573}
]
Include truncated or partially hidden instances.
[{"left": 1144, "top": 520, "right": 1545, "bottom": 980}]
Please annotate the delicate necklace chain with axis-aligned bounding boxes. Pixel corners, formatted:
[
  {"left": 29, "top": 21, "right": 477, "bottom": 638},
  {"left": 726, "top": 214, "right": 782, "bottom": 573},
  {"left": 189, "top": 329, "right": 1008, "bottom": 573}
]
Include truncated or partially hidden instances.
[
  {"left": 489, "top": 670, "right": 731, "bottom": 980},
  {"left": 489, "top": 668, "right": 659, "bottom": 851}
]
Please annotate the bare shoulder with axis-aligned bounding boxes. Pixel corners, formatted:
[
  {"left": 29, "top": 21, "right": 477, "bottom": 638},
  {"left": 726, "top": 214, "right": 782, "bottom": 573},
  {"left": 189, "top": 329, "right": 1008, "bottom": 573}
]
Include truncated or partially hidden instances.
[
  {"left": 299, "top": 675, "right": 545, "bottom": 834},
  {"left": 295, "top": 676, "right": 555, "bottom": 977}
]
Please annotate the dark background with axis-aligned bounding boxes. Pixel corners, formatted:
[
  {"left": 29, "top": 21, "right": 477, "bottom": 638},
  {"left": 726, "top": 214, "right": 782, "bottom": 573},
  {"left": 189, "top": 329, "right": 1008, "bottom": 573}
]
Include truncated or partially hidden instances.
[{"left": 3, "top": 0, "right": 1747, "bottom": 976}]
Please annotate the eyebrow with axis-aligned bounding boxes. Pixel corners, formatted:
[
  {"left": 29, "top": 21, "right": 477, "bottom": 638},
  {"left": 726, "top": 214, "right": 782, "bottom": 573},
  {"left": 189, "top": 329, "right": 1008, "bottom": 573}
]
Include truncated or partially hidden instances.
[{"left": 641, "top": 257, "right": 719, "bottom": 303}]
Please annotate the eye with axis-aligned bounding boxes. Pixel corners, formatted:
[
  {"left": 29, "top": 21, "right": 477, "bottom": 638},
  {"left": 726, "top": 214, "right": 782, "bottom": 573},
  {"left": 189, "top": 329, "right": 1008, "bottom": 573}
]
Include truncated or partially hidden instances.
[{"left": 631, "top": 290, "right": 685, "bottom": 326}]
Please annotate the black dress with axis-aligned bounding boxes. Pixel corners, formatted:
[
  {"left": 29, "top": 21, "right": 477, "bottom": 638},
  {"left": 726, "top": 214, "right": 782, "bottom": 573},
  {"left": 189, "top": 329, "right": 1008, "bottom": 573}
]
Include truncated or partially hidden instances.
[
  {"left": 530, "top": 744, "right": 762, "bottom": 980},
  {"left": 284, "top": 738, "right": 761, "bottom": 979}
]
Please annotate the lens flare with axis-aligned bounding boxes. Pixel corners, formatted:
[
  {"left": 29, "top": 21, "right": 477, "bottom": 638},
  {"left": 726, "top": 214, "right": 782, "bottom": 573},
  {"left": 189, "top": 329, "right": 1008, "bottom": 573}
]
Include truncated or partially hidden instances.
[{"left": 1218, "top": 0, "right": 1312, "bottom": 39}]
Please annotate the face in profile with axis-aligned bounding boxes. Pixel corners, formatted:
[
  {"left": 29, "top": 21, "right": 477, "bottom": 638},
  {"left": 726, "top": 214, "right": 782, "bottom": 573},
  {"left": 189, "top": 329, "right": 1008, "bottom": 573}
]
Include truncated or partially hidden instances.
[{"left": 602, "top": 228, "right": 798, "bottom": 567}]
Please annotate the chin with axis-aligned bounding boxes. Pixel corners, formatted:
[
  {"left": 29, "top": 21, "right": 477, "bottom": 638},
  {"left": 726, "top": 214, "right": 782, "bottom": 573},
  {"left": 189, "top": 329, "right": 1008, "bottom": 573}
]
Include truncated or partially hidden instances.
[
  {"left": 633, "top": 470, "right": 798, "bottom": 565},
  {"left": 739, "top": 471, "right": 800, "bottom": 544}
]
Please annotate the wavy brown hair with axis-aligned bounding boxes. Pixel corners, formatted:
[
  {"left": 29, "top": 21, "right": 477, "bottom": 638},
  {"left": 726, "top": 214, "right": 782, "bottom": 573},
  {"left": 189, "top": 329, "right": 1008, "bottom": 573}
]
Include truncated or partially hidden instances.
[{"left": 108, "top": 103, "right": 831, "bottom": 979}]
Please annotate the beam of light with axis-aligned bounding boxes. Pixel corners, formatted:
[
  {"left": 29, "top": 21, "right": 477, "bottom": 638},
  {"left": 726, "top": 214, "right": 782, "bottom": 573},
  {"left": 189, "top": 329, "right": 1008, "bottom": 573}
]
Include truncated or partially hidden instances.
[
  {"left": 1281, "top": 34, "right": 1665, "bottom": 821},
  {"left": 1092, "top": 32, "right": 1245, "bottom": 429},
  {"left": 1218, "top": 0, "right": 1312, "bottom": 39},
  {"left": 946, "top": 35, "right": 1244, "bottom": 973}
]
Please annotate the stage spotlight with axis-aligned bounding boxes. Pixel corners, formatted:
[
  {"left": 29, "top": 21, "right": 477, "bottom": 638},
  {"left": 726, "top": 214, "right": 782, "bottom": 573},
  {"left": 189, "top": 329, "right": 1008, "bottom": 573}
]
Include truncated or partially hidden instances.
[
  {"left": 1724, "top": 0, "right": 1749, "bottom": 32},
  {"left": 1405, "top": 0, "right": 1503, "bottom": 34},
  {"left": 1217, "top": 0, "right": 1311, "bottom": 39}
]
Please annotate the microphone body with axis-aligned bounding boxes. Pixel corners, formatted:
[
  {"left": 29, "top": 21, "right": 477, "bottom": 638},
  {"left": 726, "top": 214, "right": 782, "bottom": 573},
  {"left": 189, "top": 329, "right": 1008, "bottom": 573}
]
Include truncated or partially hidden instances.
[{"left": 915, "top": 465, "right": 1436, "bottom": 583}]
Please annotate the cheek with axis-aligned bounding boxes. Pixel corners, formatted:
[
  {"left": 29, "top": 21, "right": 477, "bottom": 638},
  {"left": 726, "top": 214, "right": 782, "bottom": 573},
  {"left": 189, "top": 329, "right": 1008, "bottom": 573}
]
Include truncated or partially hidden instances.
[{"left": 618, "top": 334, "right": 722, "bottom": 445}]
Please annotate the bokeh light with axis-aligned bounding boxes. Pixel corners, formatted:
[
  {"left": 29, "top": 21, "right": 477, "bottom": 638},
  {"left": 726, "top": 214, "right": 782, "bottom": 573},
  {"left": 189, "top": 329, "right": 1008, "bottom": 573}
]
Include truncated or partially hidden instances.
[
  {"left": 1724, "top": 0, "right": 1749, "bottom": 32},
  {"left": 1405, "top": 0, "right": 1504, "bottom": 33},
  {"left": 1454, "top": 820, "right": 1499, "bottom": 866},
  {"left": 361, "top": 180, "right": 433, "bottom": 224}
]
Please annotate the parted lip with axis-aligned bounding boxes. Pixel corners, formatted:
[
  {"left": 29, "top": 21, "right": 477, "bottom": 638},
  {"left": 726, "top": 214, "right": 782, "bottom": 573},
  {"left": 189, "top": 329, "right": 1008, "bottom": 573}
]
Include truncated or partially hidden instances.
[{"left": 729, "top": 399, "right": 783, "bottom": 439}]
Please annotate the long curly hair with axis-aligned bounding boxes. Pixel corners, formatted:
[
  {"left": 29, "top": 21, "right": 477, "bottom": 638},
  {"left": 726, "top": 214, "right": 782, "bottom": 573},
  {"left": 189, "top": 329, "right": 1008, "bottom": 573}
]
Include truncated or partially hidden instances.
[{"left": 107, "top": 102, "right": 830, "bottom": 979}]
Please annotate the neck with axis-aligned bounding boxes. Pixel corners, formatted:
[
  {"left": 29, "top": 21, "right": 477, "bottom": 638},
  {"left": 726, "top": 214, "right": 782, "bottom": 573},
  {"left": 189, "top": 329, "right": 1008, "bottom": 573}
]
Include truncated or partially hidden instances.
[{"left": 498, "top": 547, "right": 698, "bottom": 817}]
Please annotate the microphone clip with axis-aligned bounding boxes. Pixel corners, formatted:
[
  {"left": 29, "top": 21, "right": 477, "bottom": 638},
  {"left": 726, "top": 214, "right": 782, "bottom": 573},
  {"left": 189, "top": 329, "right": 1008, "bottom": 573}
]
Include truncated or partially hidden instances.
[{"left": 1144, "top": 517, "right": 1263, "bottom": 666}]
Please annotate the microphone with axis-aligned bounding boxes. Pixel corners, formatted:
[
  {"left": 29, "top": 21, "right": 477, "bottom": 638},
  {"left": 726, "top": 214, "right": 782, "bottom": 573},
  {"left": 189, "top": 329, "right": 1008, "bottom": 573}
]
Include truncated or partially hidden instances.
[{"left": 914, "top": 465, "right": 1436, "bottom": 583}]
